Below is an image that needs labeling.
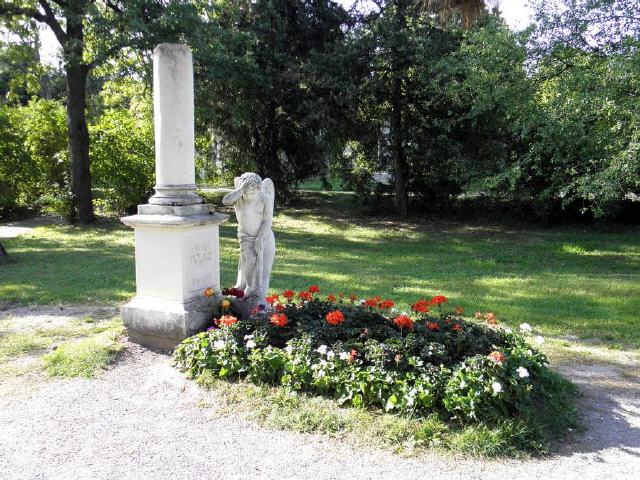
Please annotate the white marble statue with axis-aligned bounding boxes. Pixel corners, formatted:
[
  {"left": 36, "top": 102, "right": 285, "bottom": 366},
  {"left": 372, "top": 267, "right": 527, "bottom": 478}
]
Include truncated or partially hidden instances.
[{"left": 222, "top": 173, "right": 275, "bottom": 299}]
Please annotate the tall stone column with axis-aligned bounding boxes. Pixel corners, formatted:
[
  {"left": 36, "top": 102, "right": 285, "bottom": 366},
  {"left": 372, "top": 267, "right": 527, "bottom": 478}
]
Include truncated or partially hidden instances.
[
  {"left": 121, "top": 44, "right": 228, "bottom": 349},
  {"left": 148, "top": 43, "right": 201, "bottom": 207}
]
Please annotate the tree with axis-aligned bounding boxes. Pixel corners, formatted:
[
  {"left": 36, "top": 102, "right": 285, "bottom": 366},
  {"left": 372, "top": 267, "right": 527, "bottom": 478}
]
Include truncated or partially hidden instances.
[
  {"left": 0, "top": 1, "right": 197, "bottom": 223},
  {"left": 193, "top": 0, "right": 353, "bottom": 202}
]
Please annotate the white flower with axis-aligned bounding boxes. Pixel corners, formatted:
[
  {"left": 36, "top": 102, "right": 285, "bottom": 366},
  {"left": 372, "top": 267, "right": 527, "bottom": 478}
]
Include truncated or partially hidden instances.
[
  {"left": 285, "top": 344, "right": 294, "bottom": 355},
  {"left": 317, "top": 370, "right": 326, "bottom": 378},
  {"left": 390, "top": 308, "right": 399, "bottom": 314},
  {"left": 459, "top": 380, "right": 466, "bottom": 389},
  {"left": 491, "top": 381, "right": 503, "bottom": 394},
  {"left": 516, "top": 366, "right": 530, "bottom": 378},
  {"left": 244, "top": 334, "right": 254, "bottom": 340},
  {"left": 519, "top": 323, "right": 532, "bottom": 333},
  {"left": 213, "top": 340, "right": 225, "bottom": 350},
  {"left": 316, "top": 345, "right": 328, "bottom": 355},
  {"left": 326, "top": 350, "right": 335, "bottom": 360},
  {"left": 245, "top": 340, "right": 257, "bottom": 349},
  {"left": 535, "top": 335, "right": 544, "bottom": 345},
  {"left": 339, "top": 351, "right": 350, "bottom": 361},
  {"left": 359, "top": 299, "right": 366, "bottom": 305},
  {"left": 504, "top": 327, "right": 513, "bottom": 333}
]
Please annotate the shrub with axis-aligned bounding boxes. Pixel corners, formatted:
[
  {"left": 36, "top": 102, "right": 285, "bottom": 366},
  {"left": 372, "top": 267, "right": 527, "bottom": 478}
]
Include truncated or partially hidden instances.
[
  {"left": 0, "top": 105, "right": 32, "bottom": 217},
  {"left": 90, "top": 107, "right": 154, "bottom": 214},
  {"left": 173, "top": 288, "right": 577, "bottom": 452}
]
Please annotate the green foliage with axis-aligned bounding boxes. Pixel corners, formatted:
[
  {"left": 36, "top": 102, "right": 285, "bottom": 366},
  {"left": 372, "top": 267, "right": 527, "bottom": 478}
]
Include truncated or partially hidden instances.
[
  {"left": 90, "top": 79, "right": 155, "bottom": 214},
  {"left": 0, "top": 104, "right": 32, "bottom": 217},
  {"left": 461, "top": 0, "right": 640, "bottom": 220},
  {"left": 18, "top": 98, "right": 71, "bottom": 215},
  {"left": 193, "top": 0, "right": 354, "bottom": 201},
  {"left": 174, "top": 297, "right": 577, "bottom": 451}
]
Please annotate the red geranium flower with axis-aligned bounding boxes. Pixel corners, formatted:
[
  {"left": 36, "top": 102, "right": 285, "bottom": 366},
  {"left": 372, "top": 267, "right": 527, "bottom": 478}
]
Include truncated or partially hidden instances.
[
  {"left": 412, "top": 299, "right": 430, "bottom": 313},
  {"left": 452, "top": 323, "right": 463, "bottom": 332},
  {"left": 426, "top": 321, "right": 440, "bottom": 331},
  {"left": 488, "top": 351, "right": 506, "bottom": 364},
  {"left": 485, "top": 312, "right": 498, "bottom": 325},
  {"left": 393, "top": 314, "right": 414, "bottom": 330},
  {"left": 266, "top": 294, "right": 279, "bottom": 305},
  {"left": 308, "top": 285, "right": 320, "bottom": 294},
  {"left": 325, "top": 310, "right": 345, "bottom": 325},
  {"left": 327, "top": 294, "right": 337, "bottom": 302},
  {"left": 283, "top": 289, "right": 295, "bottom": 300},
  {"left": 203, "top": 287, "right": 215, "bottom": 298},
  {"left": 430, "top": 295, "right": 448, "bottom": 305},
  {"left": 298, "top": 291, "right": 313, "bottom": 301},
  {"left": 364, "top": 298, "right": 378, "bottom": 308},
  {"left": 270, "top": 313, "right": 288, "bottom": 327},
  {"left": 379, "top": 299, "right": 395, "bottom": 309},
  {"left": 275, "top": 303, "right": 285, "bottom": 312},
  {"left": 218, "top": 315, "right": 238, "bottom": 327},
  {"left": 348, "top": 294, "right": 357, "bottom": 302}
]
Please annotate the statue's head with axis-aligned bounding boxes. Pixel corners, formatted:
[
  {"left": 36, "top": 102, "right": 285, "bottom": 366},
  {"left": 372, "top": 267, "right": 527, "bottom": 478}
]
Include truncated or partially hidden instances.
[{"left": 240, "top": 172, "right": 262, "bottom": 193}]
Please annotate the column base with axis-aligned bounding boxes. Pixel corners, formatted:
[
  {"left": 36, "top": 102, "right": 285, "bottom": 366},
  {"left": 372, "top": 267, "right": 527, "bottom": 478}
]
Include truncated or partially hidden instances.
[
  {"left": 122, "top": 295, "right": 220, "bottom": 350},
  {"left": 148, "top": 184, "right": 202, "bottom": 206}
]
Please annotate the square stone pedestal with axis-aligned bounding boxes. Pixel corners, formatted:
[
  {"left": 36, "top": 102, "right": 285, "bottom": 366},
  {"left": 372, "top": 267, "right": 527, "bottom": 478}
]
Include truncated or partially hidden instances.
[{"left": 121, "top": 204, "right": 228, "bottom": 349}]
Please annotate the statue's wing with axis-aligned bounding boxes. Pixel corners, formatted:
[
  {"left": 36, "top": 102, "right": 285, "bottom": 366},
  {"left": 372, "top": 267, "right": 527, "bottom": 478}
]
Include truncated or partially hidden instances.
[
  {"left": 262, "top": 178, "right": 275, "bottom": 209},
  {"left": 234, "top": 176, "right": 242, "bottom": 190}
]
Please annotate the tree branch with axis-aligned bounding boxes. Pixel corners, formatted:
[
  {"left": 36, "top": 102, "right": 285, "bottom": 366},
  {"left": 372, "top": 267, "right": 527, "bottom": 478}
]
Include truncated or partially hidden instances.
[{"left": 38, "top": 0, "right": 67, "bottom": 45}]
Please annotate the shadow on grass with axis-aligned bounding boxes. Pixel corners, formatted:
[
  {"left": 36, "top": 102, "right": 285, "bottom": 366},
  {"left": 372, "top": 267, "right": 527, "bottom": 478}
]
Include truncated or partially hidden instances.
[{"left": 1, "top": 202, "right": 639, "bottom": 346}]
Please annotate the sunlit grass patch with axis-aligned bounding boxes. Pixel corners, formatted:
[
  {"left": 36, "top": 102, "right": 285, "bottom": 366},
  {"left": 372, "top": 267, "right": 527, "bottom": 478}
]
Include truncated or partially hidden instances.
[
  {"left": 195, "top": 372, "right": 557, "bottom": 457},
  {"left": 0, "top": 329, "right": 49, "bottom": 362},
  {"left": 2, "top": 192, "right": 640, "bottom": 346},
  {"left": 43, "top": 321, "right": 124, "bottom": 378}
]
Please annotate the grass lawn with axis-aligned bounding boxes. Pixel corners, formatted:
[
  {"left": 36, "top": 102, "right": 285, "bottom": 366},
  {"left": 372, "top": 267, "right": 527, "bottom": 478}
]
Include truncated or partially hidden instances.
[{"left": 1, "top": 191, "right": 639, "bottom": 347}]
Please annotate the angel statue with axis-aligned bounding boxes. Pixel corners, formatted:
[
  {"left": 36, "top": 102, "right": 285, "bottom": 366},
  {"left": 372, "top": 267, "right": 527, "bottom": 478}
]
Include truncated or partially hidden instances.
[{"left": 222, "top": 173, "right": 276, "bottom": 300}]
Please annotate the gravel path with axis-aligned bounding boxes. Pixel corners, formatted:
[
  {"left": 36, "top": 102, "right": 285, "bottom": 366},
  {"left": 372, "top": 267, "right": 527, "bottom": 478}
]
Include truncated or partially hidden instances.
[
  {"left": 0, "top": 216, "right": 64, "bottom": 239},
  {"left": 0, "top": 308, "right": 638, "bottom": 480}
]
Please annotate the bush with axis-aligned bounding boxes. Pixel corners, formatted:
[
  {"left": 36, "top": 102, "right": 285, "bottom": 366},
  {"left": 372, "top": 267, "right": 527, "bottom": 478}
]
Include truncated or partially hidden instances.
[
  {"left": 0, "top": 99, "right": 70, "bottom": 219},
  {"left": 0, "top": 105, "right": 32, "bottom": 217},
  {"left": 174, "top": 288, "right": 577, "bottom": 451},
  {"left": 90, "top": 107, "right": 154, "bottom": 214}
]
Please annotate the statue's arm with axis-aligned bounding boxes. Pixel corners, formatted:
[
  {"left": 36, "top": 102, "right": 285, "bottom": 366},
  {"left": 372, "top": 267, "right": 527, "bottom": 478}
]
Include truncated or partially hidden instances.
[{"left": 222, "top": 186, "right": 245, "bottom": 206}]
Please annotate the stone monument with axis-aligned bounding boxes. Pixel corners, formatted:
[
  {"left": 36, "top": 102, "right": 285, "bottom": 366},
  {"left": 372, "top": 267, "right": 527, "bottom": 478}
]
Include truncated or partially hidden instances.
[
  {"left": 121, "top": 43, "right": 228, "bottom": 349},
  {"left": 222, "top": 173, "right": 275, "bottom": 301}
]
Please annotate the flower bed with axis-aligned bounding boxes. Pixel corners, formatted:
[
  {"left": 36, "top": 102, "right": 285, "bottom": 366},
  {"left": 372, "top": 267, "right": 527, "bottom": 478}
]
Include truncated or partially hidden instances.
[{"left": 174, "top": 286, "right": 576, "bottom": 449}]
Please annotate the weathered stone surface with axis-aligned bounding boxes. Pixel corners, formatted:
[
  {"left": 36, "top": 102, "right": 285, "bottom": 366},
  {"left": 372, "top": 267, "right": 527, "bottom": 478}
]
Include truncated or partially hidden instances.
[
  {"left": 148, "top": 43, "right": 200, "bottom": 207},
  {"left": 121, "top": 43, "right": 227, "bottom": 349},
  {"left": 222, "top": 173, "right": 276, "bottom": 300}
]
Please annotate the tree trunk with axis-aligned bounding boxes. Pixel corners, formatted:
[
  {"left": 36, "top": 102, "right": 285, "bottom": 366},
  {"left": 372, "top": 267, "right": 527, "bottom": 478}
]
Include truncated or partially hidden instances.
[
  {"left": 391, "top": 1, "right": 409, "bottom": 217},
  {"left": 64, "top": 1, "right": 94, "bottom": 224},
  {"left": 391, "top": 74, "right": 408, "bottom": 217},
  {"left": 65, "top": 63, "right": 94, "bottom": 224},
  {"left": 0, "top": 242, "right": 8, "bottom": 261}
]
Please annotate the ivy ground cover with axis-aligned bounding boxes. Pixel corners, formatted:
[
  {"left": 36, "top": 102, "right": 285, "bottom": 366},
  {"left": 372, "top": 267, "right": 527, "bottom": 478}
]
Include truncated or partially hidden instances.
[{"left": 174, "top": 287, "right": 578, "bottom": 453}]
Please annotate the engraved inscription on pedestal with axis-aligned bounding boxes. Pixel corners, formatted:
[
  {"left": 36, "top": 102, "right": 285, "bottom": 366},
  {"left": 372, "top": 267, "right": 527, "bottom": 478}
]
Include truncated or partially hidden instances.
[{"left": 184, "top": 234, "right": 217, "bottom": 295}]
